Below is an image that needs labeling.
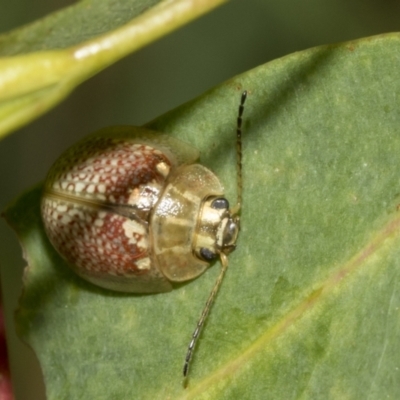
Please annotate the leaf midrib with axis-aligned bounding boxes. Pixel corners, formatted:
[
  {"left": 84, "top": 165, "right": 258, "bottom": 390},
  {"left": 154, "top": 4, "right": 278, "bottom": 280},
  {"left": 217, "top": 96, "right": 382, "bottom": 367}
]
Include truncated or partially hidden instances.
[{"left": 180, "top": 212, "right": 400, "bottom": 399}]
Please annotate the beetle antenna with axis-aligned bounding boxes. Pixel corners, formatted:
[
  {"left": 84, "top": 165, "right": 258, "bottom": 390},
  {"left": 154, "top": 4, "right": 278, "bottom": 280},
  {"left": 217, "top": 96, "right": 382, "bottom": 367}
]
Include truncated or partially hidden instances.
[
  {"left": 232, "top": 90, "right": 247, "bottom": 215},
  {"left": 183, "top": 91, "right": 248, "bottom": 379},
  {"left": 183, "top": 253, "right": 228, "bottom": 378}
]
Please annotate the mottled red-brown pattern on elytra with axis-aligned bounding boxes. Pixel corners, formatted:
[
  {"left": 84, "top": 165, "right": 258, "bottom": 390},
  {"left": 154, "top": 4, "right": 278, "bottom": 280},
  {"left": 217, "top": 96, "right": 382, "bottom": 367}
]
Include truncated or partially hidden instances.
[{"left": 42, "top": 137, "right": 172, "bottom": 276}]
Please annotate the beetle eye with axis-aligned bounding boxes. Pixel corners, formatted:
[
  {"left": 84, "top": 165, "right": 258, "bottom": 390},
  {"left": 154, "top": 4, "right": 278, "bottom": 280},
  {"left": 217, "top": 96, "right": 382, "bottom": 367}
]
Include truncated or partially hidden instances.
[
  {"left": 200, "top": 248, "right": 217, "bottom": 261},
  {"left": 211, "top": 197, "right": 229, "bottom": 210}
]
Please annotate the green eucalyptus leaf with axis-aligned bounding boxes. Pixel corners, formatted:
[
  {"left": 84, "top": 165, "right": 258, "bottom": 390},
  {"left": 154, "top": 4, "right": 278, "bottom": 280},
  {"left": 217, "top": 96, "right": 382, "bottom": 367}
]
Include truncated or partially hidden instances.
[
  {"left": 5, "top": 33, "right": 400, "bottom": 399},
  {"left": 0, "top": 0, "right": 227, "bottom": 139}
]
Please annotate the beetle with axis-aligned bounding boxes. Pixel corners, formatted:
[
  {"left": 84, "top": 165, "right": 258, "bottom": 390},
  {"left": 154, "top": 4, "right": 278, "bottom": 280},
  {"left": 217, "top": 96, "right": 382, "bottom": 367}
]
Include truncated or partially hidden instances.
[{"left": 41, "top": 91, "right": 248, "bottom": 377}]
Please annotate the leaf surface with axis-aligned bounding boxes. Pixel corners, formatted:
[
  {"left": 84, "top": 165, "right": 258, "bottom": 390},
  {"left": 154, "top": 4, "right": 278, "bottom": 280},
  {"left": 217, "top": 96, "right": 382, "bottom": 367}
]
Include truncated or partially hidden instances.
[{"left": 5, "top": 33, "right": 400, "bottom": 399}]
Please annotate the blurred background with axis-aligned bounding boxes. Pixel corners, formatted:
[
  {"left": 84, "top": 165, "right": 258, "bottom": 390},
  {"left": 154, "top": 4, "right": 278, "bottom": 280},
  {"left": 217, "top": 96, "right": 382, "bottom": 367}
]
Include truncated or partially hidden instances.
[{"left": 1, "top": 0, "right": 400, "bottom": 398}]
